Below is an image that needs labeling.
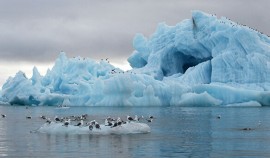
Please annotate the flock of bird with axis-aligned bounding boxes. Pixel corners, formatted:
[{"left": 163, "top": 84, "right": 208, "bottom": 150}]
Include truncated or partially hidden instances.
[
  {"left": 209, "top": 14, "right": 270, "bottom": 37},
  {"left": 72, "top": 57, "right": 137, "bottom": 75},
  {"left": 110, "top": 69, "right": 137, "bottom": 75},
  {"left": 1, "top": 113, "right": 154, "bottom": 131},
  {"left": 1, "top": 112, "right": 260, "bottom": 131}
]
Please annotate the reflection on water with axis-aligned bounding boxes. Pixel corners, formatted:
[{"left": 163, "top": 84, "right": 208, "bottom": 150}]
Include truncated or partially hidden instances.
[
  {"left": 0, "top": 105, "right": 270, "bottom": 157},
  {"left": 210, "top": 107, "right": 270, "bottom": 157},
  {"left": 0, "top": 113, "right": 8, "bottom": 157}
]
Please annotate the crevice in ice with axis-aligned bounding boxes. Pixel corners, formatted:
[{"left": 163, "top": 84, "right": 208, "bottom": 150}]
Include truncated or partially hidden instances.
[
  {"left": 10, "top": 96, "right": 26, "bottom": 105},
  {"left": 161, "top": 50, "right": 212, "bottom": 77},
  {"left": 192, "top": 17, "right": 197, "bottom": 39},
  {"left": 209, "top": 60, "right": 212, "bottom": 82},
  {"left": 29, "top": 95, "right": 40, "bottom": 105}
]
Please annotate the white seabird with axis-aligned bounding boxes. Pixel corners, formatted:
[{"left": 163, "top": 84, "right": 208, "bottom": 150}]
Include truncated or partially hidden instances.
[
  {"left": 63, "top": 119, "right": 70, "bottom": 127},
  {"left": 134, "top": 115, "right": 139, "bottom": 121},
  {"left": 89, "top": 124, "right": 93, "bottom": 131},
  {"left": 54, "top": 116, "right": 61, "bottom": 122},
  {"left": 40, "top": 115, "right": 46, "bottom": 120},
  {"left": 93, "top": 120, "right": 100, "bottom": 129},
  {"left": 75, "top": 120, "right": 83, "bottom": 127},
  {"left": 127, "top": 115, "right": 134, "bottom": 122}
]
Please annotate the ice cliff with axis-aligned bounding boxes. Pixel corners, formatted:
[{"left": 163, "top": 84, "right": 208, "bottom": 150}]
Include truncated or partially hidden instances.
[{"left": 1, "top": 11, "right": 270, "bottom": 106}]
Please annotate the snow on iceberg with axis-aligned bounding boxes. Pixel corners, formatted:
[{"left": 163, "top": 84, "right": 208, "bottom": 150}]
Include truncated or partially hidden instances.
[
  {"left": 37, "top": 122, "right": 151, "bottom": 135},
  {"left": 1, "top": 11, "right": 270, "bottom": 106}
]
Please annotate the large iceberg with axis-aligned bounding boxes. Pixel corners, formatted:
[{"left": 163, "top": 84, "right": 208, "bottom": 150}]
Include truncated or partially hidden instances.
[{"left": 1, "top": 11, "right": 270, "bottom": 106}]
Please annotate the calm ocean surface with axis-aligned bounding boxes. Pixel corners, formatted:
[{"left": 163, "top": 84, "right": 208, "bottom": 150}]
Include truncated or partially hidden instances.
[{"left": 0, "top": 105, "right": 270, "bottom": 158}]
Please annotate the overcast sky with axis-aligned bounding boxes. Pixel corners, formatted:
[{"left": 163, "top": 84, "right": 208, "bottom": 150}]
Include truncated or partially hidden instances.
[{"left": 0, "top": 0, "right": 269, "bottom": 87}]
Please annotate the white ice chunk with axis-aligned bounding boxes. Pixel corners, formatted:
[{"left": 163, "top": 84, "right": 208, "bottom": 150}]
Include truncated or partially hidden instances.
[
  {"left": 177, "top": 92, "right": 222, "bottom": 106},
  {"left": 38, "top": 122, "right": 151, "bottom": 135},
  {"left": 225, "top": 101, "right": 261, "bottom": 107}
]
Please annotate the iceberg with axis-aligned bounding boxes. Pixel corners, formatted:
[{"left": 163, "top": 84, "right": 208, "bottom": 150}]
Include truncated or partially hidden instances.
[{"left": 1, "top": 11, "right": 270, "bottom": 106}]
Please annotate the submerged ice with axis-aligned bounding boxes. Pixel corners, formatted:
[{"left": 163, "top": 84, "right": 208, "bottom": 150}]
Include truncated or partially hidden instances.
[{"left": 1, "top": 11, "right": 270, "bottom": 106}]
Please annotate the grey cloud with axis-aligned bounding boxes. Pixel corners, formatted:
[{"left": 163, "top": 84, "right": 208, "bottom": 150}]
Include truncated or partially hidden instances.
[{"left": 0, "top": 0, "right": 269, "bottom": 64}]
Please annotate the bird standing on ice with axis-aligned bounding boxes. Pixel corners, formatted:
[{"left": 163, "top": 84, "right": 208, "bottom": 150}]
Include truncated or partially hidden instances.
[
  {"left": 127, "top": 115, "right": 134, "bottom": 122},
  {"left": 40, "top": 115, "right": 46, "bottom": 120},
  {"left": 75, "top": 120, "right": 83, "bottom": 127},
  {"left": 54, "top": 116, "right": 60, "bottom": 122},
  {"left": 46, "top": 118, "right": 51, "bottom": 124},
  {"left": 89, "top": 125, "right": 93, "bottom": 131},
  {"left": 105, "top": 118, "right": 113, "bottom": 126},
  {"left": 117, "top": 117, "right": 122, "bottom": 126},
  {"left": 63, "top": 119, "right": 70, "bottom": 127},
  {"left": 111, "top": 122, "right": 118, "bottom": 128},
  {"left": 90, "top": 120, "right": 96, "bottom": 125},
  {"left": 134, "top": 115, "right": 139, "bottom": 121},
  {"left": 95, "top": 123, "right": 101, "bottom": 130}
]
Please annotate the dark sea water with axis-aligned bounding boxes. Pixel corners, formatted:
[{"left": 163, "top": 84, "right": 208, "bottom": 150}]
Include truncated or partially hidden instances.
[{"left": 0, "top": 105, "right": 270, "bottom": 158}]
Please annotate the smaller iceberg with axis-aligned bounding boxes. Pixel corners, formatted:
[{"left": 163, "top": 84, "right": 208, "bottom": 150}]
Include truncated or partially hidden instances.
[{"left": 37, "top": 122, "right": 151, "bottom": 135}]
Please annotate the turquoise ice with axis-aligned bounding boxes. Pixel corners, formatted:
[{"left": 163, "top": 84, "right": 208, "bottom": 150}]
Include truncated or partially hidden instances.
[{"left": 1, "top": 11, "right": 270, "bottom": 106}]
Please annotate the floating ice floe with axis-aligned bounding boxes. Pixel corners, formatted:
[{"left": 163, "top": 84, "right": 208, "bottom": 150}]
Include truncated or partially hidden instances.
[{"left": 37, "top": 122, "right": 151, "bottom": 135}]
